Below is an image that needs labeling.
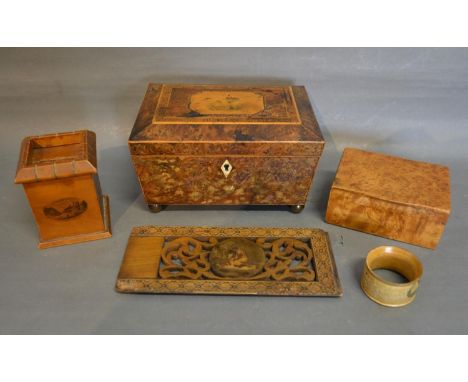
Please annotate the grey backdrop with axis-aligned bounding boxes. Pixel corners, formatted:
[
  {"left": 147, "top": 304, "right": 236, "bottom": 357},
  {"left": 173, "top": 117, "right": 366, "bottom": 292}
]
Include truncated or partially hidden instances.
[{"left": 0, "top": 48, "right": 467, "bottom": 334}]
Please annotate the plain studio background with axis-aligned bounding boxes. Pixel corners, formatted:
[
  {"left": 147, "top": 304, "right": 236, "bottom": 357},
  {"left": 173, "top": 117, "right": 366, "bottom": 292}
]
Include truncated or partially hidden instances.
[{"left": 0, "top": 48, "right": 467, "bottom": 334}]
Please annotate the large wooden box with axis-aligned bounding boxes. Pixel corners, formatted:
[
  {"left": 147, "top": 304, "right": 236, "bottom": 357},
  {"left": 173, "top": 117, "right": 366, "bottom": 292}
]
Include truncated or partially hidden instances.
[
  {"left": 128, "top": 84, "right": 324, "bottom": 212},
  {"left": 325, "top": 148, "right": 451, "bottom": 249},
  {"left": 15, "top": 130, "right": 111, "bottom": 249}
]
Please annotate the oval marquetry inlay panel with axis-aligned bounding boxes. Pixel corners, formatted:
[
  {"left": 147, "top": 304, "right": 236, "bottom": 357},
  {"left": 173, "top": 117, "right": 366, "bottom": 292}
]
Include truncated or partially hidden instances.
[
  {"left": 190, "top": 91, "right": 264, "bottom": 115},
  {"left": 43, "top": 197, "right": 87, "bottom": 220},
  {"left": 210, "top": 238, "right": 266, "bottom": 278}
]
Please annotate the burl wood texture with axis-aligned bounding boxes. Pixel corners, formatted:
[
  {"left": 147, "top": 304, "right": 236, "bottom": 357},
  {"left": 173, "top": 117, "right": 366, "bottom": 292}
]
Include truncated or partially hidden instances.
[
  {"left": 326, "top": 148, "right": 451, "bottom": 249},
  {"left": 15, "top": 130, "right": 111, "bottom": 249},
  {"left": 132, "top": 156, "right": 319, "bottom": 205},
  {"left": 116, "top": 226, "right": 342, "bottom": 296},
  {"left": 129, "top": 84, "right": 324, "bottom": 206}
]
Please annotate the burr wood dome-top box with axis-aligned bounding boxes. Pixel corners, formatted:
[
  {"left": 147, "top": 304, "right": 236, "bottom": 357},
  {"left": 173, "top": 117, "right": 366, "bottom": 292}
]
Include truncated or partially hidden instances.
[
  {"left": 15, "top": 130, "right": 111, "bottom": 249},
  {"left": 129, "top": 84, "right": 324, "bottom": 212},
  {"left": 325, "top": 148, "right": 451, "bottom": 249}
]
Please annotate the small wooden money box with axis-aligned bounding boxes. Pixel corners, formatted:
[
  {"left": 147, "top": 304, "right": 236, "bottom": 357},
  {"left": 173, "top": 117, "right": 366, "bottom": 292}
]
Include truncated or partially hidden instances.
[
  {"left": 15, "top": 130, "right": 111, "bottom": 249},
  {"left": 325, "top": 148, "right": 451, "bottom": 249},
  {"left": 129, "top": 84, "right": 324, "bottom": 213}
]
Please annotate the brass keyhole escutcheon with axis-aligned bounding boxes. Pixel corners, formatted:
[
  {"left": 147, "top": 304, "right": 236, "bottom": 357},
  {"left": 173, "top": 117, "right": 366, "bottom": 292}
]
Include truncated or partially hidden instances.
[{"left": 221, "top": 159, "right": 232, "bottom": 178}]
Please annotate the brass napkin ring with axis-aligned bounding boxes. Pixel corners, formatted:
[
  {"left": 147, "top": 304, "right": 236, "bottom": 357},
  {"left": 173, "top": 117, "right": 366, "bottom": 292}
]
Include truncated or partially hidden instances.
[{"left": 360, "top": 246, "right": 423, "bottom": 307}]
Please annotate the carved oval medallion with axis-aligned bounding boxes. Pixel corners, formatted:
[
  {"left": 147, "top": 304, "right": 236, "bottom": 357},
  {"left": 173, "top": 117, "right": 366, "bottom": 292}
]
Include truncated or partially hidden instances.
[
  {"left": 210, "top": 238, "right": 265, "bottom": 279},
  {"left": 43, "top": 197, "right": 87, "bottom": 220}
]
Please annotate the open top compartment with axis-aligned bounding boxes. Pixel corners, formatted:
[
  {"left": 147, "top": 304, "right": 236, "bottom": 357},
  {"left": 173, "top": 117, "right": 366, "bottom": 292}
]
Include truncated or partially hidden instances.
[{"left": 15, "top": 130, "right": 97, "bottom": 184}]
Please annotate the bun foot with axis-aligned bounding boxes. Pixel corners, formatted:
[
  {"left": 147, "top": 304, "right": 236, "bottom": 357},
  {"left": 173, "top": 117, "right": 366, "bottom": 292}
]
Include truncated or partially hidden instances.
[
  {"left": 148, "top": 204, "right": 164, "bottom": 213},
  {"left": 289, "top": 205, "right": 304, "bottom": 214}
]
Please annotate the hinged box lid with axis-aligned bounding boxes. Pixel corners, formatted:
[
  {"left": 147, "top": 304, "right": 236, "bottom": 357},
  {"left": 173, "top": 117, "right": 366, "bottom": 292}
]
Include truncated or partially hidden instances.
[
  {"left": 15, "top": 130, "right": 97, "bottom": 184},
  {"left": 129, "top": 84, "right": 324, "bottom": 156},
  {"left": 332, "top": 148, "right": 451, "bottom": 213},
  {"left": 326, "top": 148, "right": 451, "bottom": 248}
]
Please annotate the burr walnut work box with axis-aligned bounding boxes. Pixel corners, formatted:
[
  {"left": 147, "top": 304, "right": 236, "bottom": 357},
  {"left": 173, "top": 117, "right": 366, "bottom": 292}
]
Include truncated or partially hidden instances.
[
  {"left": 15, "top": 130, "right": 111, "bottom": 249},
  {"left": 129, "top": 84, "right": 324, "bottom": 213},
  {"left": 326, "top": 148, "right": 451, "bottom": 249}
]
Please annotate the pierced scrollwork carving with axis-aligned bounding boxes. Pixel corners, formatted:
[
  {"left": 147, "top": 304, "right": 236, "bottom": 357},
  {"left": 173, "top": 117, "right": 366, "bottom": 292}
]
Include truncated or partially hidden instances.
[
  {"left": 159, "top": 237, "right": 216, "bottom": 280},
  {"left": 262, "top": 238, "right": 315, "bottom": 281},
  {"left": 116, "top": 226, "right": 342, "bottom": 296},
  {"left": 158, "top": 236, "right": 315, "bottom": 282}
]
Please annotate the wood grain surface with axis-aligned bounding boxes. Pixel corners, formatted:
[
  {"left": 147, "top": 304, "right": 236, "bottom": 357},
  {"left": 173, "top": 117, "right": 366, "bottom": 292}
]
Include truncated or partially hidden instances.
[
  {"left": 116, "top": 226, "right": 342, "bottom": 297},
  {"left": 326, "top": 148, "right": 451, "bottom": 249},
  {"left": 15, "top": 130, "right": 112, "bottom": 248},
  {"left": 129, "top": 84, "right": 324, "bottom": 207}
]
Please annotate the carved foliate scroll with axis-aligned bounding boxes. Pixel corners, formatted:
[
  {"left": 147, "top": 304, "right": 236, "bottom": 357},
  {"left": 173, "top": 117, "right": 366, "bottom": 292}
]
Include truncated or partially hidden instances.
[{"left": 116, "top": 226, "right": 342, "bottom": 297}]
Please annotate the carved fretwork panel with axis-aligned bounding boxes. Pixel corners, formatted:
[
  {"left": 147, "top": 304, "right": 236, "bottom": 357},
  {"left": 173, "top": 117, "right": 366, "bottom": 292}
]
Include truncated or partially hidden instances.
[
  {"left": 116, "top": 226, "right": 342, "bottom": 297},
  {"left": 158, "top": 236, "right": 316, "bottom": 282}
]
